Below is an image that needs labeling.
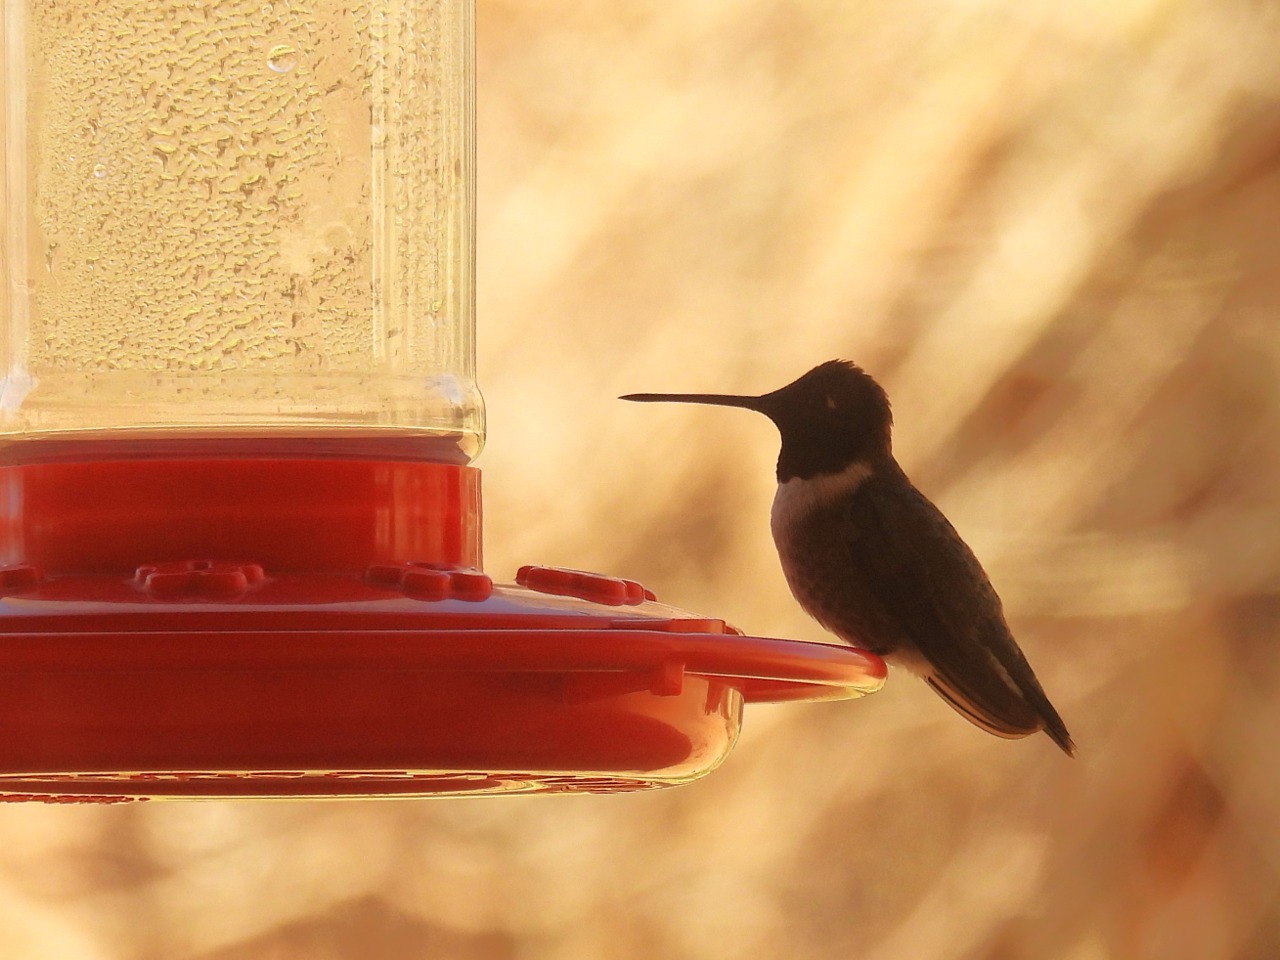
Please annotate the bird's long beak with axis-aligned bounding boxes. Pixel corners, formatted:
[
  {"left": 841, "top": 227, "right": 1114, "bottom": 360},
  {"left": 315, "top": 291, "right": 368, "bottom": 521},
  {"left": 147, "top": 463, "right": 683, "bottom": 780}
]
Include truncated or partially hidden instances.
[{"left": 620, "top": 392, "right": 768, "bottom": 412}]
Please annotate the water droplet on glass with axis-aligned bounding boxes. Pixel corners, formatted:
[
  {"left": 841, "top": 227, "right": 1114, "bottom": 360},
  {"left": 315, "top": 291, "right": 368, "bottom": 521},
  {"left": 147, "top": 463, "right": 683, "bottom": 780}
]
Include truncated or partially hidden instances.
[
  {"left": 267, "top": 44, "right": 297, "bottom": 73},
  {"left": 321, "top": 222, "right": 353, "bottom": 249}
]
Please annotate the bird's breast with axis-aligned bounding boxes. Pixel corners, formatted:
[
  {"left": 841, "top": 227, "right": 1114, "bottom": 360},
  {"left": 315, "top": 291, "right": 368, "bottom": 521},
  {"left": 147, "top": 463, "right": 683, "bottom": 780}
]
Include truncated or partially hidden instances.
[{"left": 769, "top": 461, "right": 895, "bottom": 650}]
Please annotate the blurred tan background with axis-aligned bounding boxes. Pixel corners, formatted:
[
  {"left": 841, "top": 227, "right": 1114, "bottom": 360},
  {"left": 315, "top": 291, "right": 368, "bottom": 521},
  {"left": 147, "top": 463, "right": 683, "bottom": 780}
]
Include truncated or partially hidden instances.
[{"left": 5, "top": 0, "right": 1280, "bottom": 956}]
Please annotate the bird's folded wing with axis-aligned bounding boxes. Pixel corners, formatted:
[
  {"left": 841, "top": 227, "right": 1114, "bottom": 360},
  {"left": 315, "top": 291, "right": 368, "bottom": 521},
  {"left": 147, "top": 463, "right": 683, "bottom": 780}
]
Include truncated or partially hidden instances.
[{"left": 841, "top": 476, "right": 1051, "bottom": 742}]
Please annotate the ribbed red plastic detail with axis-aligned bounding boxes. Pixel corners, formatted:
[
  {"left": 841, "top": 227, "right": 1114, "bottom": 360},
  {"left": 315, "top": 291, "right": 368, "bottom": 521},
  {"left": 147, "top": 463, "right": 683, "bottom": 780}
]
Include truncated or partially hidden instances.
[{"left": 0, "top": 454, "right": 481, "bottom": 574}]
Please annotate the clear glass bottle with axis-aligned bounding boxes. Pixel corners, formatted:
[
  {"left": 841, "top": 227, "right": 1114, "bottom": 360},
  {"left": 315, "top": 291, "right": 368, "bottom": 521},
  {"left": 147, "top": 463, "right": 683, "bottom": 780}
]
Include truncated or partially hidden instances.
[{"left": 1, "top": 0, "right": 481, "bottom": 464}]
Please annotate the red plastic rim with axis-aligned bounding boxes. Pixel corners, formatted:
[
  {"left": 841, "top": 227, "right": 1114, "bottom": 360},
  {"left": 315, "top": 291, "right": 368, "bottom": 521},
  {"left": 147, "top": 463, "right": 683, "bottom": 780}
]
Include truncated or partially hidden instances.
[{"left": 0, "top": 441, "right": 481, "bottom": 574}]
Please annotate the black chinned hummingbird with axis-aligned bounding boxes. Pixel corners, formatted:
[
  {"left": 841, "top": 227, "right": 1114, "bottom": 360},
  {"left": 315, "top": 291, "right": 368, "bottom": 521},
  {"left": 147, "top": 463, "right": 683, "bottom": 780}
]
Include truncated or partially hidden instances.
[{"left": 622, "top": 360, "right": 1075, "bottom": 756}]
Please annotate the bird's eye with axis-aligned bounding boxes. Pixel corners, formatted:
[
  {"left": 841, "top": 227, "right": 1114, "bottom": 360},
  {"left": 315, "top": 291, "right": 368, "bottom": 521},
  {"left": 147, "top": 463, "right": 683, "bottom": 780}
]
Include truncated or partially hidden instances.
[{"left": 825, "top": 395, "right": 838, "bottom": 410}]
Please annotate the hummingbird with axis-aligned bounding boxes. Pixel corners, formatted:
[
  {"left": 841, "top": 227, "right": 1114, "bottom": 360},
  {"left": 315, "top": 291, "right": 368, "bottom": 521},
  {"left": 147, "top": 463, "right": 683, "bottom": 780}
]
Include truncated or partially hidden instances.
[{"left": 622, "top": 360, "right": 1074, "bottom": 756}]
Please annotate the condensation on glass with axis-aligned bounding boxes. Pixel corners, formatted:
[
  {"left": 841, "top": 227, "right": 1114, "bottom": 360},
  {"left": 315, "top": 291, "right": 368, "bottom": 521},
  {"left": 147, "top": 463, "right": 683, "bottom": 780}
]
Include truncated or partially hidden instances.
[{"left": 1, "top": 0, "right": 481, "bottom": 462}]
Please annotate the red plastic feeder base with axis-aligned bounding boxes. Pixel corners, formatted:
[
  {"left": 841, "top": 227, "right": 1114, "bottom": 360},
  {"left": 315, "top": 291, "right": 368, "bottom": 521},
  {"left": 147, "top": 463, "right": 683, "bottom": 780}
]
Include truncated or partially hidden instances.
[{"left": 0, "top": 440, "right": 885, "bottom": 800}]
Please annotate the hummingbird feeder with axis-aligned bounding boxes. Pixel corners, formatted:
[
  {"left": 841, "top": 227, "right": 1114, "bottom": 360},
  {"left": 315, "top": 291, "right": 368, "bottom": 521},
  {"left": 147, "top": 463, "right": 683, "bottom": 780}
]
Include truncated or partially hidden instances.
[{"left": 0, "top": 0, "right": 884, "bottom": 801}]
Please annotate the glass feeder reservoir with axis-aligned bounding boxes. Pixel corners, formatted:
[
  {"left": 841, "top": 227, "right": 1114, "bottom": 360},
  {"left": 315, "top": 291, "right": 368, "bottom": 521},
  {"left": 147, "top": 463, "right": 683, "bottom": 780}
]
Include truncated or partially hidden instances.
[
  {"left": 0, "top": 0, "right": 883, "bottom": 801},
  {"left": 2, "top": 0, "right": 481, "bottom": 457}
]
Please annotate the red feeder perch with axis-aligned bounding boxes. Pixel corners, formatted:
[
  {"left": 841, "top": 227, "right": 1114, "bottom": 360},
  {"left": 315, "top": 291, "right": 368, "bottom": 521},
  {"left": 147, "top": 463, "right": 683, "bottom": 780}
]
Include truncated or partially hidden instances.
[{"left": 0, "top": 0, "right": 884, "bottom": 800}]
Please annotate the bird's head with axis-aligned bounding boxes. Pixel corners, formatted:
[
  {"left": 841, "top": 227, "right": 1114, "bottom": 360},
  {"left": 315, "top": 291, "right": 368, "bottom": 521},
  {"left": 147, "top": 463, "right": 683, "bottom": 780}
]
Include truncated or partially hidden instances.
[{"left": 622, "top": 360, "right": 893, "bottom": 482}]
